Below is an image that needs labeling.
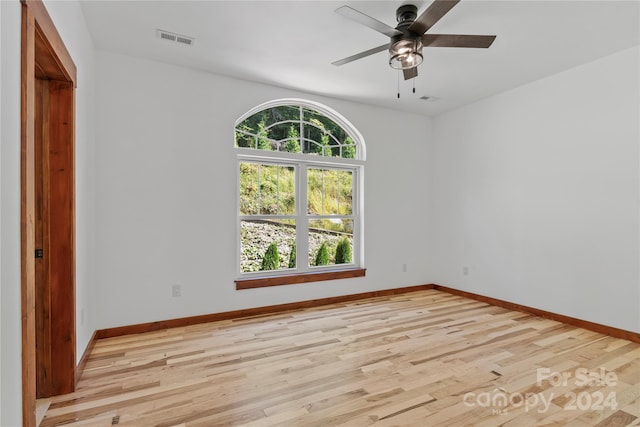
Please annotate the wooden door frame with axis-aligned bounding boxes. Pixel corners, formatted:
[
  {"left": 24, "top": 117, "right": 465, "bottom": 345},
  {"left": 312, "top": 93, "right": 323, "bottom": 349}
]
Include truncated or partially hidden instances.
[{"left": 21, "top": 1, "right": 76, "bottom": 425}]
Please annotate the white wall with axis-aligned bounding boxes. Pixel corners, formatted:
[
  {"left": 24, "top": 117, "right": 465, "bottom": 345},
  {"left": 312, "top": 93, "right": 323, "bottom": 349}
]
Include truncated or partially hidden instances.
[
  {"left": 94, "top": 50, "right": 434, "bottom": 329},
  {"left": 1, "top": 1, "right": 22, "bottom": 425},
  {"left": 430, "top": 46, "right": 640, "bottom": 333}
]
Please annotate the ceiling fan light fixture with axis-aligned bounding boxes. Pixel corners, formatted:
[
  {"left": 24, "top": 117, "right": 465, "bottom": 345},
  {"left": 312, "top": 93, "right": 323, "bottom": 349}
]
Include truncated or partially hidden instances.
[
  {"left": 389, "top": 37, "right": 423, "bottom": 70},
  {"left": 333, "top": 1, "right": 496, "bottom": 82}
]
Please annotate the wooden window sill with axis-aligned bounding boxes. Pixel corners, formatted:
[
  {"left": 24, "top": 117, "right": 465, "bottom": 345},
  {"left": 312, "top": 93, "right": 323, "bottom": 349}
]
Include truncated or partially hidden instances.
[{"left": 235, "top": 268, "right": 366, "bottom": 290}]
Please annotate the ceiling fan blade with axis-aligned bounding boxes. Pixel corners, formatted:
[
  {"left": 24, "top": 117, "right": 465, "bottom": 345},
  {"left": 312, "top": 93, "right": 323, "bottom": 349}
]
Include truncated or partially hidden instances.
[
  {"left": 422, "top": 34, "right": 496, "bottom": 48},
  {"left": 335, "top": 6, "right": 401, "bottom": 38},
  {"left": 408, "top": 0, "right": 461, "bottom": 35},
  {"left": 403, "top": 67, "right": 418, "bottom": 80},
  {"left": 332, "top": 43, "right": 390, "bottom": 66}
]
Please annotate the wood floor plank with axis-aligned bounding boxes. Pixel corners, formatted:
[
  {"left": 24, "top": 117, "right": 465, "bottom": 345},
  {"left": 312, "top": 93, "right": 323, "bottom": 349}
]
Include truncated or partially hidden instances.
[{"left": 41, "top": 289, "right": 640, "bottom": 426}]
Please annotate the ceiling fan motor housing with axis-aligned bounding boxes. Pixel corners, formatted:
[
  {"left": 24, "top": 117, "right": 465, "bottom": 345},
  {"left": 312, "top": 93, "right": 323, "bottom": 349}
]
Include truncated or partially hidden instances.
[{"left": 396, "top": 4, "right": 418, "bottom": 27}]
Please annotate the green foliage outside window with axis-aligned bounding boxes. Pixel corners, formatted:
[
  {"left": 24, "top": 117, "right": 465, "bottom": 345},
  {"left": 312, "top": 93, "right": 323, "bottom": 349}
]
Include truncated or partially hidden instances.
[
  {"left": 284, "top": 125, "right": 301, "bottom": 153},
  {"left": 261, "top": 242, "right": 280, "bottom": 271},
  {"left": 315, "top": 242, "right": 330, "bottom": 266},
  {"left": 342, "top": 137, "right": 356, "bottom": 159},
  {"left": 235, "top": 105, "right": 356, "bottom": 159},
  {"left": 307, "top": 168, "right": 353, "bottom": 219},
  {"left": 256, "top": 120, "right": 271, "bottom": 151},
  {"left": 240, "top": 163, "right": 295, "bottom": 216},
  {"left": 288, "top": 241, "right": 297, "bottom": 268},
  {"left": 335, "top": 238, "right": 352, "bottom": 264}
]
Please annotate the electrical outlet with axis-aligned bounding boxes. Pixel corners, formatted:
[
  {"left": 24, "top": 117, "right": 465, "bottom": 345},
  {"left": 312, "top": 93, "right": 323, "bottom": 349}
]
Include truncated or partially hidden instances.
[
  {"left": 402, "top": 263, "right": 408, "bottom": 273},
  {"left": 172, "top": 284, "right": 182, "bottom": 297},
  {"left": 463, "top": 266, "right": 469, "bottom": 276}
]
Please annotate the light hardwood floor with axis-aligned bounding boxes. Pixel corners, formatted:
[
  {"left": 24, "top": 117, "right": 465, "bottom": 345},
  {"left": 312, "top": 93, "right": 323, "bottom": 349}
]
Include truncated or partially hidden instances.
[{"left": 41, "top": 289, "right": 640, "bottom": 426}]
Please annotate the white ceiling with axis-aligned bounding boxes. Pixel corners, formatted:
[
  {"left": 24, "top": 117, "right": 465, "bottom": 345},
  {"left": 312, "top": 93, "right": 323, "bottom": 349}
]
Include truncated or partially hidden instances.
[{"left": 79, "top": 0, "right": 639, "bottom": 116}]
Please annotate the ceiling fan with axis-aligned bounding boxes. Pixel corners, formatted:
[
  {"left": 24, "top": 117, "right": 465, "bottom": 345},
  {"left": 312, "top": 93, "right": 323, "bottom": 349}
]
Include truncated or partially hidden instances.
[{"left": 332, "top": 0, "right": 496, "bottom": 80}]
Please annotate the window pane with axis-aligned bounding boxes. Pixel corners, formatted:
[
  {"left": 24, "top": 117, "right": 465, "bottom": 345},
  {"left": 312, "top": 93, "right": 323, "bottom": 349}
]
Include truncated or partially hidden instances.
[
  {"left": 259, "top": 164, "right": 279, "bottom": 214},
  {"left": 302, "top": 108, "right": 354, "bottom": 158},
  {"left": 241, "top": 220, "right": 296, "bottom": 273},
  {"left": 236, "top": 106, "right": 301, "bottom": 153},
  {"left": 266, "top": 121, "right": 302, "bottom": 154},
  {"left": 307, "top": 168, "right": 353, "bottom": 215},
  {"left": 236, "top": 104, "right": 357, "bottom": 159},
  {"left": 342, "top": 136, "right": 356, "bottom": 159},
  {"left": 239, "top": 162, "right": 259, "bottom": 215},
  {"left": 235, "top": 126, "right": 255, "bottom": 149},
  {"left": 240, "top": 163, "right": 295, "bottom": 216},
  {"left": 308, "top": 219, "right": 354, "bottom": 267}
]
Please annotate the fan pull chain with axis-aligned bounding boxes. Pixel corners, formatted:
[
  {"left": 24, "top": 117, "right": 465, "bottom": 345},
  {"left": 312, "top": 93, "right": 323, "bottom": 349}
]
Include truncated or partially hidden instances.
[
  {"left": 413, "top": 78, "right": 416, "bottom": 94},
  {"left": 397, "top": 70, "right": 400, "bottom": 99}
]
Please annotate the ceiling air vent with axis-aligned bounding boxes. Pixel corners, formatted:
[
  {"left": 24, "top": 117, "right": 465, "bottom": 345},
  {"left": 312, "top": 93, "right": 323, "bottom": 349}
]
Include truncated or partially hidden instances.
[{"left": 156, "top": 29, "right": 195, "bottom": 46}]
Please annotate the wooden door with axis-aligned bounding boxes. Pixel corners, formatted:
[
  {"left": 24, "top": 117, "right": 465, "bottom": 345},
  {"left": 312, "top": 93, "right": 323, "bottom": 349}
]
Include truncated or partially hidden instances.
[
  {"left": 21, "top": 1, "right": 77, "bottom": 424},
  {"left": 34, "top": 78, "right": 76, "bottom": 399}
]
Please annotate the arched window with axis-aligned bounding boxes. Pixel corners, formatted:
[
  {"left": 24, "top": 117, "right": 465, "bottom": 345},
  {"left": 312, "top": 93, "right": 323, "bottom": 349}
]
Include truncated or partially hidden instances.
[{"left": 235, "top": 99, "right": 366, "bottom": 289}]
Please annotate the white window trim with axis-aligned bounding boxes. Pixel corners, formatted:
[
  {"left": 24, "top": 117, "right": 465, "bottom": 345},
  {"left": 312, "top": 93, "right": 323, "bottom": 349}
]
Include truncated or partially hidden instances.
[
  {"left": 235, "top": 99, "right": 365, "bottom": 282},
  {"left": 237, "top": 155, "right": 364, "bottom": 278}
]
